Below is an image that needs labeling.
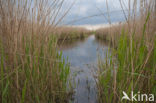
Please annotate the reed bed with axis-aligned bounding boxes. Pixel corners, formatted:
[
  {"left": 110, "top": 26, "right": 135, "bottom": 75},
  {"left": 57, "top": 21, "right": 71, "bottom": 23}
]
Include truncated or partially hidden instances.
[
  {"left": 54, "top": 26, "right": 90, "bottom": 40},
  {"left": 96, "top": 0, "right": 156, "bottom": 103},
  {"left": 95, "top": 1, "right": 156, "bottom": 47},
  {"left": 95, "top": 23, "right": 123, "bottom": 46},
  {"left": 0, "top": 0, "right": 72, "bottom": 103}
]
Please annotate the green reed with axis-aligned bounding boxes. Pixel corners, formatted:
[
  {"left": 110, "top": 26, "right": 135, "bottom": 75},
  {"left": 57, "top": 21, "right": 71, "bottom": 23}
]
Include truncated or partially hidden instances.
[
  {"left": 97, "top": 12, "right": 156, "bottom": 103},
  {"left": 0, "top": 35, "right": 71, "bottom": 103}
]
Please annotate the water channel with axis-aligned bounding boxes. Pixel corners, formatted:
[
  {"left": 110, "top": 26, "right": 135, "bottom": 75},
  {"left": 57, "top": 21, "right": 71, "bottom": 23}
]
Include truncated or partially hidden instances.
[{"left": 58, "top": 35, "right": 110, "bottom": 103}]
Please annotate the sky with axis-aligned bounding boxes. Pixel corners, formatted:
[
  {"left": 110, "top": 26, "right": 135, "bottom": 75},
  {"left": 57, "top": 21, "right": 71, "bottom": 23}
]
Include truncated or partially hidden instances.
[{"left": 62, "top": 0, "right": 133, "bottom": 25}]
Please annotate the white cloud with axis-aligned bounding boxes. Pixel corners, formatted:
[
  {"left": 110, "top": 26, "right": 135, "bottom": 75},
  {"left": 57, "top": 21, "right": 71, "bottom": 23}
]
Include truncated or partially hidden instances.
[
  {"left": 79, "top": 6, "right": 88, "bottom": 15},
  {"left": 64, "top": 0, "right": 132, "bottom": 25},
  {"left": 96, "top": 0, "right": 105, "bottom": 3},
  {"left": 75, "top": 5, "right": 88, "bottom": 16}
]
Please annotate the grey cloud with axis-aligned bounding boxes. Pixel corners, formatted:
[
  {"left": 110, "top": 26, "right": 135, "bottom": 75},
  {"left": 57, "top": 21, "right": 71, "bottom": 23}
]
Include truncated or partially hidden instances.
[{"left": 63, "top": 0, "right": 131, "bottom": 25}]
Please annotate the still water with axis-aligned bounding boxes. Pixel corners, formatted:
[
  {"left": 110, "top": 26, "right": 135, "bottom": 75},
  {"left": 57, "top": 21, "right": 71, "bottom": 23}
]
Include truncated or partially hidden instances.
[{"left": 58, "top": 35, "right": 110, "bottom": 103}]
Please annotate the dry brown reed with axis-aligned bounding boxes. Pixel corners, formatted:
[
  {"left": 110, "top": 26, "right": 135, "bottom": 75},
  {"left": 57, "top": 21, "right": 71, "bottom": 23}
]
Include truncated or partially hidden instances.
[
  {"left": 0, "top": 0, "right": 73, "bottom": 103},
  {"left": 54, "top": 26, "right": 90, "bottom": 40},
  {"left": 96, "top": 0, "right": 156, "bottom": 103}
]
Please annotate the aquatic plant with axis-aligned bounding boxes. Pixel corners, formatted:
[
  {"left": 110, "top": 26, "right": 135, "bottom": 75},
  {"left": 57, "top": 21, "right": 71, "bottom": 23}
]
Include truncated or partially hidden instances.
[
  {"left": 0, "top": 0, "right": 72, "bottom": 103},
  {"left": 96, "top": 0, "right": 156, "bottom": 102}
]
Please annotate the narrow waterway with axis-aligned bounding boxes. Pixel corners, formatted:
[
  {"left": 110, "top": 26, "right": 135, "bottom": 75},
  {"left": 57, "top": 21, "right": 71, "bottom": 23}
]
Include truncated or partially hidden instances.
[{"left": 58, "top": 35, "right": 110, "bottom": 103}]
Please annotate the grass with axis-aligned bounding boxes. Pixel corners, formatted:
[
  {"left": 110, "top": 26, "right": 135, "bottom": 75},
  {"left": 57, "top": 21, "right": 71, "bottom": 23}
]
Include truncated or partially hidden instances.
[
  {"left": 96, "top": 0, "right": 156, "bottom": 103},
  {"left": 0, "top": 0, "right": 73, "bottom": 103},
  {"left": 0, "top": 32, "right": 72, "bottom": 103},
  {"left": 54, "top": 26, "right": 90, "bottom": 40},
  {"left": 95, "top": 23, "right": 126, "bottom": 48},
  {"left": 0, "top": 0, "right": 155, "bottom": 103},
  {"left": 97, "top": 27, "right": 156, "bottom": 103}
]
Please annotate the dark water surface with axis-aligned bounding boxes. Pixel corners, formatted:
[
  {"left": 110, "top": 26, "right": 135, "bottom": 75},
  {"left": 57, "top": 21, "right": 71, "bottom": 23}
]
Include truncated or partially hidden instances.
[{"left": 58, "top": 35, "right": 109, "bottom": 103}]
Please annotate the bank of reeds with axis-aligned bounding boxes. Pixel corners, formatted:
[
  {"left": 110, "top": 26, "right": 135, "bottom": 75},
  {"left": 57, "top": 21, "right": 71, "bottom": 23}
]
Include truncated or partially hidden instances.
[
  {"left": 96, "top": 0, "right": 156, "bottom": 103},
  {"left": 0, "top": 0, "right": 72, "bottom": 103},
  {"left": 95, "top": 23, "right": 123, "bottom": 47},
  {"left": 54, "top": 26, "right": 90, "bottom": 40}
]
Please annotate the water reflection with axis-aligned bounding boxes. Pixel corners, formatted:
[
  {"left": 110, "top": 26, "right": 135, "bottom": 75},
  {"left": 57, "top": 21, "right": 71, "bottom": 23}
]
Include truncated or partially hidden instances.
[
  {"left": 57, "top": 38, "right": 86, "bottom": 51},
  {"left": 94, "top": 38, "right": 111, "bottom": 47},
  {"left": 58, "top": 35, "right": 110, "bottom": 103}
]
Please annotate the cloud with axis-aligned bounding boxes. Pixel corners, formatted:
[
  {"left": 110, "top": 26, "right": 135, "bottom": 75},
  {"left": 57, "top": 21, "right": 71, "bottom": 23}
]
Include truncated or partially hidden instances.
[
  {"left": 96, "top": 0, "right": 105, "bottom": 3},
  {"left": 72, "top": 5, "right": 89, "bottom": 16},
  {"left": 63, "top": 0, "right": 130, "bottom": 25}
]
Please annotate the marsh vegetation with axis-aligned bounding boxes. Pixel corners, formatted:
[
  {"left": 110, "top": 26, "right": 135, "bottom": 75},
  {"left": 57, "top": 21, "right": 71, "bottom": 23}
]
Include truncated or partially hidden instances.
[
  {"left": 0, "top": 0, "right": 156, "bottom": 103},
  {"left": 0, "top": 0, "right": 72, "bottom": 103},
  {"left": 95, "top": 0, "right": 156, "bottom": 103}
]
